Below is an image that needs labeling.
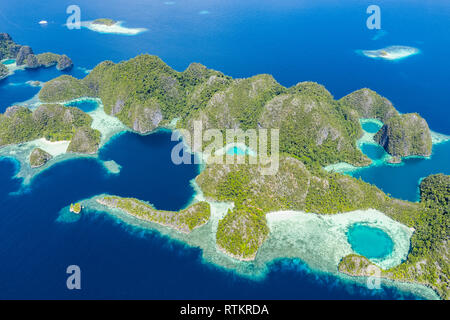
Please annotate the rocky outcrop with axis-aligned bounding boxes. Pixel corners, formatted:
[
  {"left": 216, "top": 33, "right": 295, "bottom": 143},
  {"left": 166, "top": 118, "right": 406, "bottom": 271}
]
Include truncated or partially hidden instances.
[
  {"left": 56, "top": 54, "right": 73, "bottom": 71},
  {"left": 338, "top": 254, "right": 381, "bottom": 277},
  {"left": 15, "top": 45, "right": 33, "bottom": 65},
  {"left": 131, "top": 103, "right": 163, "bottom": 133},
  {"left": 67, "top": 127, "right": 101, "bottom": 154},
  {"left": 29, "top": 148, "right": 52, "bottom": 168},
  {"left": 374, "top": 113, "right": 432, "bottom": 157},
  {"left": 0, "top": 63, "right": 8, "bottom": 79},
  {"left": 25, "top": 54, "right": 40, "bottom": 69},
  {"left": 36, "top": 52, "right": 60, "bottom": 67},
  {"left": 0, "top": 33, "right": 21, "bottom": 60},
  {"left": 0, "top": 33, "right": 74, "bottom": 74},
  {"left": 339, "top": 88, "right": 399, "bottom": 122}
]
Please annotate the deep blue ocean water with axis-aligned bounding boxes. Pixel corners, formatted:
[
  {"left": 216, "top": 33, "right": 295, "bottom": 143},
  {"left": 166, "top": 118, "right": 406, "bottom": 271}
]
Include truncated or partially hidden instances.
[
  {"left": 347, "top": 224, "right": 394, "bottom": 259},
  {"left": 0, "top": 0, "right": 448, "bottom": 299}
]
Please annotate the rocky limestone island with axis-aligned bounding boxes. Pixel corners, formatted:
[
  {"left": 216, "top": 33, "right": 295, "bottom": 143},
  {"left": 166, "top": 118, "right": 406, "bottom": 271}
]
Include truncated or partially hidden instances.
[
  {"left": 0, "top": 104, "right": 101, "bottom": 155},
  {"left": 29, "top": 148, "right": 52, "bottom": 168},
  {"left": 97, "top": 196, "right": 211, "bottom": 234},
  {"left": 56, "top": 54, "right": 73, "bottom": 71},
  {"left": 374, "top": 113, "right": 432, "bottom": 157},
  {"left": 70, "top": 203, "right": 82, "bottom": 214},
  {"left": 0, "top": 63, "right": 8, "bottom": 79},
  {"left": 15, "top": 45, "right": 33, "bottom": 65},
  {"left": 0, "top": 33, "right": 73, "bottom": 75}
]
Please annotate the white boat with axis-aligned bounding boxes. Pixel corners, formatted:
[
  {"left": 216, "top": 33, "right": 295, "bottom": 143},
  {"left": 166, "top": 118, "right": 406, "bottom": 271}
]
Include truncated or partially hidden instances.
[{"left": 38, "top": 20, "right": 48, "bottom": 25}]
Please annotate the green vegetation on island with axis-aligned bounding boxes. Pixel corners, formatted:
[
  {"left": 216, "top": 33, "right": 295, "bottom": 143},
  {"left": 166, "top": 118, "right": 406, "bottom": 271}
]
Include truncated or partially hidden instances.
[
  {"left": 217, "top": 201, "right": 269, "bottom": 260},
  {"left": 70, "top": 203, "right": 82, "bottom": 214},
  {"left": 29, "top": 148, "right": 52, "bottom": 168},
  {"left": 198, "top": 155, "right": 424, "bottom": 261},
  {"left": 38, "top": 54, "right": 371, "bottom": 167},
  {"left": 0, "top": 33, "right": 21, "bottom": 61},
  {"left": 374, "top": 113, "right": 432, "bottom": 157},
  {"left": 0, "top": 104, "right": 97, "bottom": 152},
  {"left": 340, "top": 89, "right": 433, "bottom": 158},
  {"left": 97, "top": 196, "right": 211, "bottom": 233},
  {"left": 67, "top": 127, "right": 101, "bottom": 154},
  {"left": 339, "top": 173, "right": 449, "bottom": 299},
  {"left": 33, "top": 53, "right": 446, "bottom": 297},
  {"left": 338, "top": 254, "right": 381, "bottom": 277},
  {"left": 35, "top": 52, "right": 73, "bottom": 70},
  {"left": 39, "top": 75, "right": 94, "bottom": 102},
  {"left": 92, "top": 18, "right": 117, "bottom": 26},
  {"left": 339, "top": 88, "right": 399, "bottom": 122},
  {"left": 0, "top": 63, "right": 8, "bottom": 79},
  {"left": 36, "top": 52, "right": 61, "bottom": 67}
]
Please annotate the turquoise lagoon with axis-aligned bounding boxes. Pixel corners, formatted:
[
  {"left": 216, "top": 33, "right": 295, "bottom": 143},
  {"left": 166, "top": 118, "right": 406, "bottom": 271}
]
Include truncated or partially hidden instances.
[
  {"left": 345, "top": 119, "right": 450, "bottom": 202},
  {"left": 347, "top": 224, "right": 394, "bottom": 259}
]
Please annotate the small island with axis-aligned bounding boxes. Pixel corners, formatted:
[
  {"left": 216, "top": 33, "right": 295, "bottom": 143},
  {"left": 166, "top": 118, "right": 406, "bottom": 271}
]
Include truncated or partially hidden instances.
[
  {"left": 0, "top": 33, "right": 73, "bottom": 74},
  {"left": 0, "top": 104, "right": 101, "bottom": 154},
  {"left": 29, "top": 148, "right": 52, "bottom": 168},
  {"left": 360, "top": 45, "right": 420, "bottom": 61},
  {"left": 81, "top": 19, "right": 147, "bottom": 35},
  {"left": 92, "top": 18, "right": 117, "bottom": 26},
  {"left": 70, "top": 203, "right": 82, "bottom": 214}
]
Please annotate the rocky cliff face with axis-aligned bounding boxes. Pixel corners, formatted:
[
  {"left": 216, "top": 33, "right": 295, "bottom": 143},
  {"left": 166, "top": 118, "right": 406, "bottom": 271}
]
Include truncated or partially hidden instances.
[
  {"left": 56, "top": 54, "right": 73, "bottom": 71},
  {"left": 0, "top": 64, "right": 8, "bottom": 79},
  {"left": 25, "top": 54, "right": 40, "bottom": 69},
  {"left": 374, "top": 113, "right": 432, "bottom": 157},
  {"left": 15, "top": 46, "right": 33, "bottom": 65},
  {"left": 0, "top": 33, "right": 21, "bottom": 60}
]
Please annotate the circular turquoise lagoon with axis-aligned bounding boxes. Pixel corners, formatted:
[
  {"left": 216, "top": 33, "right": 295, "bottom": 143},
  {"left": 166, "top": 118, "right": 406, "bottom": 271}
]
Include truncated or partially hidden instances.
[
  {"left": 361, "top": 121, "right": 382, "bottom": 133},
  {"left": 347, "top": 223, "right": 394, "bottom": 259}
]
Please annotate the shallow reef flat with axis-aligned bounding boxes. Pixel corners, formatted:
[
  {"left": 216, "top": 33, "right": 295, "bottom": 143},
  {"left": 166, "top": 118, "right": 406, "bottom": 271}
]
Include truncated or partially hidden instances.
[
  {"left": 359, "top": 46, "right": 420, "bottom": 61},
  {"left": 80, "top": 21, "right": 147, "bottom": 36}
]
